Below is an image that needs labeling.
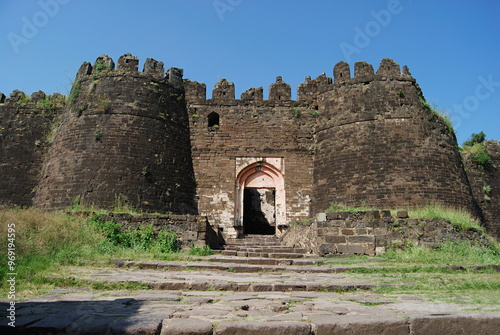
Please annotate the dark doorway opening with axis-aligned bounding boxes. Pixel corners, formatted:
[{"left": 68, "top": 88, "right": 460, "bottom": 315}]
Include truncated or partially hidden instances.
[{"left": 243, "top": 188, "right": 276, "bottom": 235}]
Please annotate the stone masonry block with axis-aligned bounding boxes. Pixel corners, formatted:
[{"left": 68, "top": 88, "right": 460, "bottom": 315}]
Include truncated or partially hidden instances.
[
  {"left": 347, "top": 236, "right": 375, "bottom": 243},
  {"left": 319, "top": 243, "right": 334, "bottom": 256},
  {"left": 341, "top": 229, "right": 354, "bottom": 235},
  {"left": 215, "top": 321, "right": 312, "bottom": 335},
  {"left": 311, "top": 315, "right": 409, "bottom": 335},
  {"left": 380, "top": 210, "right": 392, "bottom": 218},
  {"left": 411, "top": 315, "right": 500, "bottom": 335},
  {"left": 161, "top": 318, "right": 213, "bottom": 335},
  {"left": 325, "top": 236, "right": 346, "bottom": 244},
  {"left": 337, "top": 244, "right": 366, "bottom": 255},
  {"left": 397, "top": 211, "right": 409, "bottom": 218},
  {"left": 356, "top": 228, "right": 367, "bottom": 235}
]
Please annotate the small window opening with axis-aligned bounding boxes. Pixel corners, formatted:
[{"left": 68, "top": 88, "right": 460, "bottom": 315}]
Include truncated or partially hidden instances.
[{"left": 208, "top": 112, "right": 220, "bottom": 131}]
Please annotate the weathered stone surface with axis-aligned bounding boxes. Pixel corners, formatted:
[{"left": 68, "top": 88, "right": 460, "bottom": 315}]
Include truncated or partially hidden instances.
[
  {"left": 144, "top": 58, "right": 165, "bottom": 78},
  {"left": 397, "top": 211, "right": 409, "bottom": 218},
  {"left": 31, "top": 90, "right": 46, "bottom": 102},
  {"left": 110, "top": 314, "right": 165, "bottom": 335},
  {"left": 311, "top": 315, "right": 409, "bottom": 335},
  {"left": 161, "top": 318, "right": 214, "bottom": 335},
  {"left": 411, "top": 315, "right": 500, "bottom": 335},
  {"left": 215, "top": 321, "right": 311, "bottom": 335}
]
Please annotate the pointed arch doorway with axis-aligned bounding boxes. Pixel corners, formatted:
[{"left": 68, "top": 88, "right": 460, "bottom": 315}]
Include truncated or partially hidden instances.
[{"left": 235, "top": 160, "right": 286, "bottom": 236}]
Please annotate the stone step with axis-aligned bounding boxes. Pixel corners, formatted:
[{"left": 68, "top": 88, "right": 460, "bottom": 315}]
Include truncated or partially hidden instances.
[
  {"left": 226, "top": 236, "right": 279, "bottom": 244},
  {"left": 110, "top": 258, "right": 333, "bottom": 272},
  {"left": 221, "top": 250, "right": 306, "bottom": 259},
  {"left": 223, "top": 243, "right": 297, "bottom": 248},
  {"left": 208, "top": 257, "right": 326, "bottom": 267},
  {"left": 225, "top": 240, "right": 280, "bottom": 246},
  {"left": 222, "top": 246, "right": 307, "bottom": 253}
]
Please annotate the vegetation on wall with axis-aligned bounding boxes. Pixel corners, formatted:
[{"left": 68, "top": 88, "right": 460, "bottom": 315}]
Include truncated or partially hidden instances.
[
  {"left": 419, "top": 97, "right": 454, "bottom": 134},
  {"left": 326, "top": 202, "right": 485, "bottom": 233},
  {"left": 461, "top": 131, "right": 492, "bottom": 170},
  {"left": 67, "top": 80, "right": 81, "bottom": 106}
]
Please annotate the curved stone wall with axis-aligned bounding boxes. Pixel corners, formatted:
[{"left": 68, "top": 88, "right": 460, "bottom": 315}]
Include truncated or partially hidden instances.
[
  {"left": 33, "top": 54, "right": 197, "bottom": 214},
  {"left": 312, "top": 59, "right": 476, "bottom": 214}
]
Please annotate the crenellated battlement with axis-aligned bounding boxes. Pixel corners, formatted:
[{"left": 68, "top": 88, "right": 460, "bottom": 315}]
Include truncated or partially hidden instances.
[
  {"left": 334, "top": 58, "right": 414, "bottom": 85},
  {"left": 0, "top": 89, "right": 66, "bottom": 107},
  {"left": 74, "top": 53, "right": 184, "bottom": 88},
  {"left": 1, "top": 57, "right": 414, "bottom": 109},
  {"left": 184, "top": 58, "right": 414, "bottom": 105}
]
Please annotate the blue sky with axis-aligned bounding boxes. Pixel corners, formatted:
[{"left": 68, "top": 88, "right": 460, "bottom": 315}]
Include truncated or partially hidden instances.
[{"left": 1, "top": 0, "right": 499, "bottom": 144}]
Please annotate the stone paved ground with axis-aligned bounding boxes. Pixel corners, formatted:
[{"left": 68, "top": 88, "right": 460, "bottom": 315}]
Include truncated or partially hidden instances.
[
  {"left": 2, "top": 254, "right": 499, "bottom": 334},
  {"left": 3, "top": 288, "right": 500, "bottom": 334}
]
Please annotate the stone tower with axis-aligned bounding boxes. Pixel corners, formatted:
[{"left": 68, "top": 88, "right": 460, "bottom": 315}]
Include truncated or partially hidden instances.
[
  {"left": 34, "top": 54, "right": 197, "bottom": 214},
  {"left": 312, "top": 59, "right": 476, "bottom": 214}
]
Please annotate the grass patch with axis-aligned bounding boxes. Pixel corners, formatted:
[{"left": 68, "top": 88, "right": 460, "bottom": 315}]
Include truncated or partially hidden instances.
[
  {"left": 403, "top": 204, "right": 485, "bottom": 233},
  {"left": 382, "top": 241, "right": 500, "bottom": 266},
  {"left": 0, "top": 208, "right": 197, "bottom": 299},
  {"left": 419, "top": 97, "right": 454, "bottom": 134},
  {"left": 189, "top": 245, "right": 213, "bottom": 256}
]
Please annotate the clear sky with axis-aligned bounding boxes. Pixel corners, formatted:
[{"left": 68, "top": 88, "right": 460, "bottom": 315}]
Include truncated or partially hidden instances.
[{"left": 1, "top": 0, "right": 499, "bottom": 144}]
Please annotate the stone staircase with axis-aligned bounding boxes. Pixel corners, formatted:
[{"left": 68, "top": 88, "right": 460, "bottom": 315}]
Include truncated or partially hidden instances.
[
  {"left": 218, "top": 234, "right": 308, "bottom": 259},
  {"left": 19, "top": 237, "right": 500, "bottom": 334}
]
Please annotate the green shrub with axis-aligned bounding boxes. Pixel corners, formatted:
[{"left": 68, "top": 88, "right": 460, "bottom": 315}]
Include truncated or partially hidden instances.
[
  {"left": 154, "top": 229, "right": 180, "bottom": 253},
  {"left": 464, "top": 142, "right": 492, "bottom": 169},
  {"left": 189, "top": 245, "right": 213, "bottom": 256},
  {"left": 462, "top": 132, "right": 492, "bottom": 169},
  {"left": 90, "top": 214, "right": 179, "bottom": 252},
  {"left": 463, "top": 131, "right": 486, "bottom": 147}
]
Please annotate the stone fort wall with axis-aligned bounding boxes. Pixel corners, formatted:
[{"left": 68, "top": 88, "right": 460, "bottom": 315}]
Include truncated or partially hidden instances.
[
  {"left": 0, "top": 54, "right": 498, "bottom": 239},
  {"left": 463, "top": 141, "right": 500, "bottom": 237},
  {"left": 0, "top": 90, "right": 64, "bottom": 207},
  {"left": 312, "top": 59, "right": 477, "bottom": 215},
  {"left": 33, "top": 54, "right": 197, "bottom": 214},
  {"left": 184, "top": 74, "right": 328, "bottom": 237}
]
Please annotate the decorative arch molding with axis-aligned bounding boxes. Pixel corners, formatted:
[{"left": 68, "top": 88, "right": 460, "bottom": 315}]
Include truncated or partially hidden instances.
[{"left": 235, "top": 158, "right": 286, "bottom": 235}]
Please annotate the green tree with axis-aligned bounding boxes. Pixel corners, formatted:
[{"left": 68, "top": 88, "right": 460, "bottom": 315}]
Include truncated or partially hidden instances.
[{"left": 463, "top": 131, "right": 486, "bottom": 147}]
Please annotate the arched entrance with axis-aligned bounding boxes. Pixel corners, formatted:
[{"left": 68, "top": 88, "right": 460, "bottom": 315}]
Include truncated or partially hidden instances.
[{"left": 235, "top": 161, "right": 286, "bottom": 236}]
